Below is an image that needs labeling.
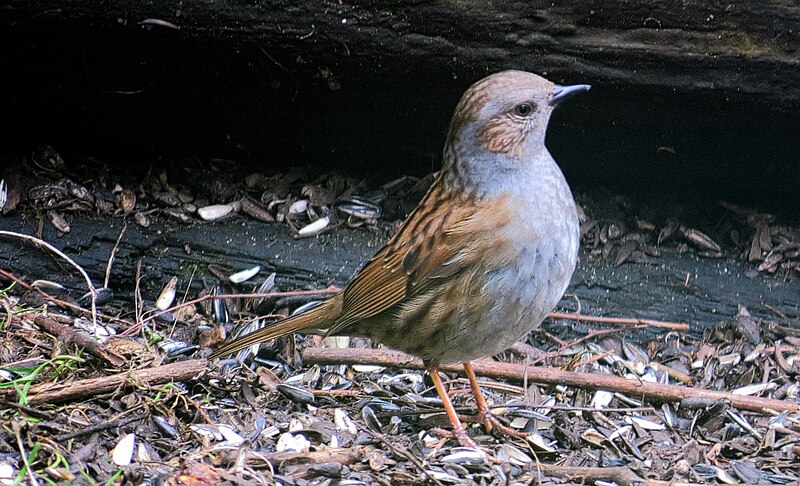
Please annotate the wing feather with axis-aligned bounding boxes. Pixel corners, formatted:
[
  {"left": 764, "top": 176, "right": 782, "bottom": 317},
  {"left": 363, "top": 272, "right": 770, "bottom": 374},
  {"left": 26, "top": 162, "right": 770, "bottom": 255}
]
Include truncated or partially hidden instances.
[{"left": 330, "top": 178, "right": 511, "bottom": 333}]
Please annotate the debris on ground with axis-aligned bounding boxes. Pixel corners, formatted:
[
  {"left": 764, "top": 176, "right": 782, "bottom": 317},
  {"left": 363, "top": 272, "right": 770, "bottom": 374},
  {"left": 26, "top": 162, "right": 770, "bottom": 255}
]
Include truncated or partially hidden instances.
[{"left": 0, "top": 148, "right": 798, "bottom": 484}]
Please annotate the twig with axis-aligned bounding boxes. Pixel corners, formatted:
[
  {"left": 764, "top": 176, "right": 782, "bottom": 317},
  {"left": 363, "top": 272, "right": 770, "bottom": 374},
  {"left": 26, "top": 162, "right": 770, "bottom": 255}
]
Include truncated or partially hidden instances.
[
  {"left": 774, "top": 342, "right": 795, "bottom": 374},
  {"left": 233, "top": 446, "right": 368, "bottom": 469},
  {"left": 537, "top": 464, "right": 646, "bottom": 486},
  {"left": 361, "top": 427, "right": 445, "bottom": 486},
  {"left": 104, "top": 223, "right": 127, "bottom": 289},
  {"left": 301, "top": 348, "right": 800, "bottom": 414},
  {"left": 3, "top": 359, "right": 207, "bottom": 405},
  {"left": 52, "top": 411, "right": 146, "bottom": 442},
  {"left": 547, "top": 311, "right": 689, "bottom": 331},
  {"left": 0, "top": 267, "right": 130, "bottom": 327},
  {"left": 533, "top": 325, "right": 642, "bottom": 365},
  {"left": 508, "top": 341, "right": 548, "bottom": 360},
  {"left": 649, "top": 361, "right": 694, "bottom": 385},
  {"left": 0, "top": 399, "right": 55, "bottom": 420},
  {"left": 541, "top": 464, "right": 766, "bottom": 486},
  {"left": 34, "top": 316, "right": 125, "bottom": 367},
  {"left": 0, "top": 230, "right": 98, "bottom": 323},
  {"left": 184, "top": 393, "right": 216, "bottom": 425},
  {"left": 13, "top": 421, "right": 40, "bottom": 486},
  {"left": 134, "top": 259, "right": 144, "bottom": 327},
  {"left": 250, "top": 38, "right": 289, "bottom": 72},
  {"left": 1, "top": 293, "right": 13, "bottom": 333},
  {"left": 266, "top": 447, "right": 367, "bottom": 466}
]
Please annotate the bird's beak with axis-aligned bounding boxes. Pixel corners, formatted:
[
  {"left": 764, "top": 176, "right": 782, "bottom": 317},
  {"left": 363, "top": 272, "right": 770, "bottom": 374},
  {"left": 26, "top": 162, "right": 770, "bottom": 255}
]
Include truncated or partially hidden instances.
[{"left": 550, "top": 84, "right": 591, "bottom": 107}]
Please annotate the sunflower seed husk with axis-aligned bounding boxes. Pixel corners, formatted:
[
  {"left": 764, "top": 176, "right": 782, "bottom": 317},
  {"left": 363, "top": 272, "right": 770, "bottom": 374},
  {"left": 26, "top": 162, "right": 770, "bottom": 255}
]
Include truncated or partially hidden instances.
[
  {"left": 47, "top": 210, "right": 70, "bottom": 233},
  {"left": 731, "top": 382, "right": 777, "bottom": 396},
  {"left": 112, "top": 433, "right": 136, "bottom": 466},
  {"left": 298, "top": 216, "right": 330, "bottom": 237},
  {"left": 277, "top": 384, "right": 316, "bottom": 404},
  {"left": 496, "top": 443, "right": 532, "bottom": 466},
  {"left": 197, "top": 202, "right": 238, "bottom": 221},
  {"left": 276, "top": 432, "right": 311, "bottom": 453},
  {"left": 155, "top": 276, "right": 178, "bottom": 310},
  {"left": 440, "top": 448, "right": 487, "bottom": 465},
  {"left": 625, "top": 415, "right": 665, "bottom": 430},
  {"left": 229, "top": 265, "right": 261, "bottom": 284},
  {"left": 241, "top": 198, "right": 274, "bottom": 222},
  {"left": 289, "top": 199, "right": 309, "bottom": 215},
  {"left": 136, "top": 441, "right": 161, "bottom": 463},
  {"left": 717, "top": 353, "right": 741, "bottom": 366},
  {"left": 361, "top": 405, "right": 383, "bottom": 433},
  {"left": 681, "top": 227, "right": 721, "bottom": 252},
  {"left": 30, "top": 280, "right": 65, "bottom": 290},
  {"left": 190, "top": 424, "right": 222, "bottom": 441},
  {"left": 526, "top": 431, "right": 556, "bottom": 452},
  {"left": 134, "top": 212, "right": 151, "bottom": 227},
  {"left": 334, "top": 408, "right": 358, "bottom": 435},
  {"left": 217, "top": 424, "right": 245, "bottom": 446},
  {"left": 590, "top": 390, "right": 614, "bottom": 409},
  {"left": 153, "top": 416, "right": 179, "bottom": 439}
]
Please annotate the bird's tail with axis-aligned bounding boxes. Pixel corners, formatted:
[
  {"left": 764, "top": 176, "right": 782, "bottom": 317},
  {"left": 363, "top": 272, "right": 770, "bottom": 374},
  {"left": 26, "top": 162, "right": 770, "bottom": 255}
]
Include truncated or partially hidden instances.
[{"left": 208, "top": 294, "right": 342, "bottom": 359}]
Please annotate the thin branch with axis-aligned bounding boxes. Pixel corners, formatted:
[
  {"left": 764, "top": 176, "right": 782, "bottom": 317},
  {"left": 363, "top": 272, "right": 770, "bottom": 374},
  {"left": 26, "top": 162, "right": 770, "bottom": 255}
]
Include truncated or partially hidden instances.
[
  {"left": 13, "top": 421, "right": 40, "bottom": 486},
  {"left": 301, "top": 347, "right": 800, "bottom": 414},
  {"left": 537, "top": 464, "right": 646, "bottom": 486},
  {"left": 3, "top": 359, "right": 207, "bottom": 405},
  {"left": 34, "top": 315, "right": 125, "bottom": 367},
  {"left": 362, "top": 427, "right": 446, "bottom": 486},
  {"left": 103, "top": 222, "right": 127, "bottom": 289},
  {"left": 0, "top": 267, "right": 130, "bottom": 327},
  {"left": 52, "top": 410, "right": 146, "bottom": 442},
  {"left": 548, "top": 311, "right": 689, "bottom": 331},
  {"left": 0, "top": 230, "right": 98, "bottom": 323},
  {"left": 218, "top": 446, "right": 369, "bottom": 470}
]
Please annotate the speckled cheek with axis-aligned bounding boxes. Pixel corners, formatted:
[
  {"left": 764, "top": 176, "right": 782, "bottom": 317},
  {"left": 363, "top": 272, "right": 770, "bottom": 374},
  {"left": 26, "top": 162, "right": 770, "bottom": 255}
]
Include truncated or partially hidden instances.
[{"left": 476, "top": 116, "right": 527, "bottom": 156}]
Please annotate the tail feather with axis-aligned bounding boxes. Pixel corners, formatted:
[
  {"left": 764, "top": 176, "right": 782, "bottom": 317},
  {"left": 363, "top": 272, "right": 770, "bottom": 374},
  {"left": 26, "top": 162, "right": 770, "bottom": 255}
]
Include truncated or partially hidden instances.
[{"left": 209, "top": 294, "right": 342, "bottom": 359}]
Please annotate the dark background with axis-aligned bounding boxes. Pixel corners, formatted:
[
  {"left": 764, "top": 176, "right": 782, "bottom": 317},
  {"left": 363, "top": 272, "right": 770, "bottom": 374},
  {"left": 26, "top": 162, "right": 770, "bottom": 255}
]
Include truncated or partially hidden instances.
[{"left": 2, "top": 4, "right": 799, "bottom": 216}]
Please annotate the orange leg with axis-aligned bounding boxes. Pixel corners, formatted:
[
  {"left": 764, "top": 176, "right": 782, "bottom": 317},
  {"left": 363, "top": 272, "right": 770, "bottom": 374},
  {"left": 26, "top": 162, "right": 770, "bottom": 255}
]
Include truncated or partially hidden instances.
[
  {"left": 428, "top": 367, "right": 479, "bottom": 448},
  {"left": 463, "top": 361, "right": 530, "bottom": 440}
]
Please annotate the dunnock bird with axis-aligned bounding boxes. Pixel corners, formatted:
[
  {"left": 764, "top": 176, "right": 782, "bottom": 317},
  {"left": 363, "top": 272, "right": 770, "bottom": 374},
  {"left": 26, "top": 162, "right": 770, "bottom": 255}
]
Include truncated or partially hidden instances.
[{"left": 211, "top": 70, "right": 589, "bottom": 447}]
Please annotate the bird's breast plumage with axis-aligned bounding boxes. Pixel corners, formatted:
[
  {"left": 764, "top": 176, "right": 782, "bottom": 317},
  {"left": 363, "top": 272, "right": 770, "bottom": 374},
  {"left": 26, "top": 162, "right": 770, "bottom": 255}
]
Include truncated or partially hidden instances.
[{"left": 359, "top": 150, "right": 579, "bottom": 365}]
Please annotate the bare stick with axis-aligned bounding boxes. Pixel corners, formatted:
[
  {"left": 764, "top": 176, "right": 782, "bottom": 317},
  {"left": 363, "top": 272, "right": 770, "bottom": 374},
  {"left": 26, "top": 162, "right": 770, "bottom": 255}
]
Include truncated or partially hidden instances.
[
  {"left": 539, "top": 465, "right": 762, "bottom": 486},
  {"left": 548, "top": 311, "right": 689, "bottom": 331},
  {"left": 53, "top": 411, "right": 145, "bottom": 442},
  {"left": 360, "top": 426, "right": 446, "bottom": 486},
  {"left": 218, "top": 446, "right": 369, "bottom": 469},
  {"left": 537, "top": 464, "right": 646, "bottom": 486},
  {"left": 103, "top": 222, "right": 127, "bottom": 288},
  {"left": 5, "top": 359, "right": 207, "bottom": 405},
  {"left": 0, "top": 230, "right": 98, "bottom": 323},
  {"left": 0, "top": 267, "right": 130, "bottom": 327},
  {"left": 301, "top": 347, "right": 800, "bottom": 414},
  {"left": 13, "top": 421, "right": 40, "bottom": 486},
  {"left": 34, "top": 316, "right": 125, "bottom": 367}
]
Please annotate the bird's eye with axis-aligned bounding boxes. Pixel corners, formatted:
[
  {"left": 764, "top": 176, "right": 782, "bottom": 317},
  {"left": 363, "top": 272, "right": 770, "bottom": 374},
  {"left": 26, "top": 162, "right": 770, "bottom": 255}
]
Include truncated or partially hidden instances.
[{"left": 513, "top": 103, "right": 535, "bottom": 116}]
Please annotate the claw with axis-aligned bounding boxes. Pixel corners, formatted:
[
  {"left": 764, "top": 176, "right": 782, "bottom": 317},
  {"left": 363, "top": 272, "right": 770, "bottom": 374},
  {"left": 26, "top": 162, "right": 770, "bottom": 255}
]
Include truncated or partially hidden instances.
[{"left": 463, "top": 361, "right": 531, "bottom": 441}]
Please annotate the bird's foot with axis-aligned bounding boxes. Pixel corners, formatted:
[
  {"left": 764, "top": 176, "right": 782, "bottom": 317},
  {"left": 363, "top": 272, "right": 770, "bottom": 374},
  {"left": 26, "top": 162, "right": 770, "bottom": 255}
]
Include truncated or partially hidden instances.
[
  {"left": 429, "top": 426, "right": 480, "bottom": 449},
  {"left": 476, "top": 409, "right": 531, "bottom": 440},
  {"left": 462, "top": 361, "right": 531, "bottom": 441},
  {"left": 429, "top": 427, "right": 501, "bottom": 463}
]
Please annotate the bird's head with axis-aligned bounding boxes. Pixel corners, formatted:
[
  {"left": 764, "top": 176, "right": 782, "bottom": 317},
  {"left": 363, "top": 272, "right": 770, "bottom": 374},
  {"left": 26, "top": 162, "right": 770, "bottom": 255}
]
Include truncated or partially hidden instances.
[
  {"left": 441, "top": 70, "right": 589, "bottom": 194},
  {"left": 447, "top": 70, "right": 590, "bottom": 157}
]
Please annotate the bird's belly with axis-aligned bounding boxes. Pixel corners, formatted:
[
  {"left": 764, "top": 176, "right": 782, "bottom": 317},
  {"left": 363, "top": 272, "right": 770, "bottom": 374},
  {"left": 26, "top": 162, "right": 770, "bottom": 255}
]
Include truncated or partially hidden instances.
[
  {"left": 368, "top": 238, "right": 577, "bottom": 365},
  {"left": 436, "top": 248, "right": 574, "bottom": 364}
]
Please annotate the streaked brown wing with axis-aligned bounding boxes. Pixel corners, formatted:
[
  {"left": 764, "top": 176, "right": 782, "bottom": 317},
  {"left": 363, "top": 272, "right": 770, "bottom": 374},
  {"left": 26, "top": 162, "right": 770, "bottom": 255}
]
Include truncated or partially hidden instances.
[{"left": 329, "top": 178, "right": 510, "bottom": 333}]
